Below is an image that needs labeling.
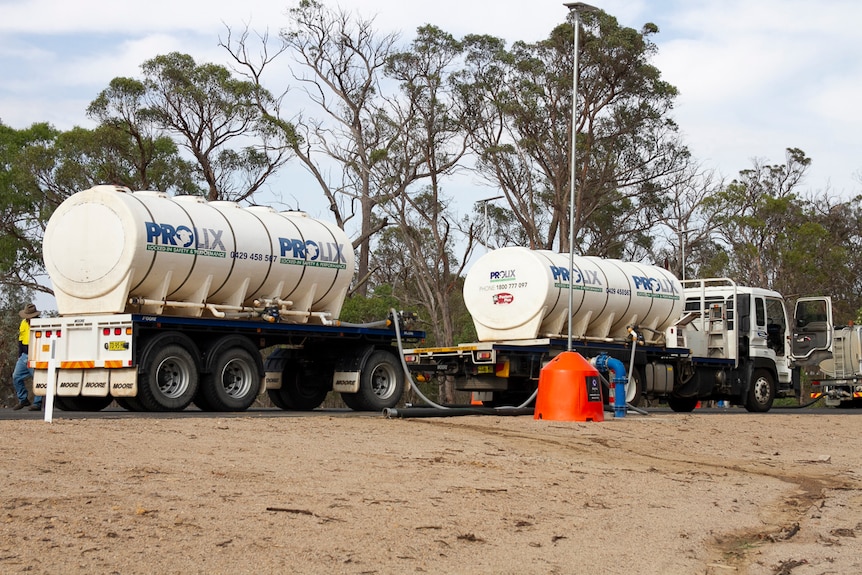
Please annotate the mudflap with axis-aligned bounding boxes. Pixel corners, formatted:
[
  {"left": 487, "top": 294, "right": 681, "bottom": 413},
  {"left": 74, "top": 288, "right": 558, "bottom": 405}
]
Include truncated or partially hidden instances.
[{"left": 332, "top": 345, "right": 375, "bottom": 395}]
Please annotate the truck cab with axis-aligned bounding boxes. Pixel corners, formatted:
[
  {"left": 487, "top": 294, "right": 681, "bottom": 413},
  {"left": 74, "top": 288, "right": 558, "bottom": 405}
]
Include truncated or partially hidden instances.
[{"left": 670, "top": 279, "right": 796, "bottom": 411}]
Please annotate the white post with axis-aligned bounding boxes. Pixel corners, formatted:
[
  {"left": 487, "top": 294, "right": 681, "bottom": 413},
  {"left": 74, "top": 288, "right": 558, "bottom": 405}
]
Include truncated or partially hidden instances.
[
  {"left": 563, "top": 2, "right": 599, "bottom": 351},
  {"left": 43, "top": 337, "right": 56, "bottom": 423}
]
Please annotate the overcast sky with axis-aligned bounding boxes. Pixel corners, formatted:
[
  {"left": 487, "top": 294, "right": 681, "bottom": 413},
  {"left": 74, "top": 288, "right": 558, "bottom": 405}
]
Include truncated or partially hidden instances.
[{"left": 2, "top": 0, "right": 860, "bottom": 200}]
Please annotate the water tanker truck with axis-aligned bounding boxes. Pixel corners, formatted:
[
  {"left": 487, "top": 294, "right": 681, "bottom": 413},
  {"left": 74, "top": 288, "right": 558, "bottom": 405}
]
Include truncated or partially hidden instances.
[
  {"left": 404, "top": 247, "right": 831, "bottom": 412},
  {"left": 791, "top": 296, "right": 862, "bottom": 408},
  {"left": 28, "top": 185, "right": 424, "bottom": 412}
]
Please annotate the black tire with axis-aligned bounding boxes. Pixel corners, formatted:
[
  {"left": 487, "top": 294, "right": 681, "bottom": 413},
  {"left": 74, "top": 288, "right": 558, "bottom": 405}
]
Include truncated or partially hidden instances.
[
  {"left": 192, "top": 388, "right": 215, "bottom": 411},
  {"left": 341, "top": 350, "right": 404, "bottom": 411},
  {"left": 201, "top": 347, "right": 261, "bottom": 411},
  {"left": 116, "top": 396, "right": 146, "bottom": 411},
  {"left": 52, "top": 396, "right": 74, "bottom": 411},
  {"left": 53, "top": 396, "right": 113, "bottom": 412},
  {"left": 138, "top": 343, "right": 199, "bottom": 411},
  {"left": 668, "top": 395, "right": 699, "bottom": 412},
  {"left": 268, "top": 363, "right": 328, "bottom": 411},
  {"left": 627, "top": 367, "right": 645, "bottom": 407},
  {"left": 745, "top": 369, "right": 775, "bottom": 413},
  {"left": 267, "top": 387, "right": 291, "bottom": 410}
]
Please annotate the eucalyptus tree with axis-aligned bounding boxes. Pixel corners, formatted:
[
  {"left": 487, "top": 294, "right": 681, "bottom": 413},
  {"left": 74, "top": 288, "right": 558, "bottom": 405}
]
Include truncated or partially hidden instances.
[
  {"left": 87, "top": 77, "right": 201, "bottom": 193},
  {"left": 654, "top": 163, "right": 724, "bottom": 280},
  {"left": 278, "top": 1, "right": 403, "bottom": 295},
  {"left": 0, "top": 119, "right": 199, "bottom": 301},
  {"left": 375, "top": 25, "right": 475, "bottom": 350},
  {"left": 459, "top": 10, "right": 688, "bottom": 257},
  {"left": 0, "top": 121, "right": 57, "bottom": 296},
  {"left": 706, "top": 148, "right": 812, "bottom": 289},
  {"left": 93, "top": 52, "right": 292, "bottom": 202},
  {"left": 704, "top": 148, "right": 862, "bottom": 322}
]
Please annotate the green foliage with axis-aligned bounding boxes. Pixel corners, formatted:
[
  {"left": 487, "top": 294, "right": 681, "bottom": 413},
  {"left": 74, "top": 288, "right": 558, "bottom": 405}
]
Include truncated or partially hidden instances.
[
  {"left": 702, "top": 148, "right": 862, "bottom": 323},
  {"left": 339, "top": 285, "right": 401, "bottom": 323},
  {"left": 3, "top": 10, "right": 862, "bottom": 368},
  {"left": 461, "top": 9, "right": 688, "bottom": 255},
  {"left": 93, "top": 52, "right": 293, "bottom": 202}
]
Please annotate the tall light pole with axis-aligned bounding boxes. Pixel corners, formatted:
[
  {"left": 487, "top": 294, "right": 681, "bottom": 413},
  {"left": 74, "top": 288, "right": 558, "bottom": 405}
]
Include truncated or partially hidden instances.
[
  {"left": 679, "top": 228, "right": 692, "bottom": 282},
  {"left": 477, "top": 195, "right": 504, "bottom": 249},
  {"left": 563, "top": 2, "right": 599, "bottom": 351}
]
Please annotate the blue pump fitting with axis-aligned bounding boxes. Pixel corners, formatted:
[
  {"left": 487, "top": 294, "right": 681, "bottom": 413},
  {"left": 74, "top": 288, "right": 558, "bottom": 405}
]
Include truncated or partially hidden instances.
[{"left": 593, "top": 353, "right": 628, "bottom": 418}]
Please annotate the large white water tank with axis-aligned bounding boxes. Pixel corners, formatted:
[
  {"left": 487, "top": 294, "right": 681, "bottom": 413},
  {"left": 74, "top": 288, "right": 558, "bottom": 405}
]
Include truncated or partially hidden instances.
[
  {"left": 463, "top": 247, "right": 683, "bottom": 342},
  {"left": 43, "top": 186, "right": 355, "bottom": 321}
]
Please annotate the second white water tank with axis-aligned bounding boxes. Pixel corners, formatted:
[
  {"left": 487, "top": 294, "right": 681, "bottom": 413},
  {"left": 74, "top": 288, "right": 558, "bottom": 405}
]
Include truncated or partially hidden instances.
[{"left": 463, "top": 247, "right": 683, "bottom": 342}]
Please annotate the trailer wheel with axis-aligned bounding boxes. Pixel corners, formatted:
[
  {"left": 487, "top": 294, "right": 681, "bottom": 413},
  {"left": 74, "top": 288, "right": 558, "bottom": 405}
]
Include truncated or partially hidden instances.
[
  {"left": 745, "top": 369, "right": 775, "bottom": 413},
  {"left": 52, "top": 397, "right": 74, "bottom": 411},
  {"left": 342, "top": 350, "right": 404, "bottom": 411},
  {"left": 268, "top": 365, "right": 328, "bottom": 411},
  {"left": 201, "top": 347, "right": 261, "bottom": 411},
  {"left": 266, "top": 387, "right": 291, "bottom": 410},
  {"left": 667, "top": 395, "right": 699, "bottom": 412},
  {"left": 53, "top": 396, "right": 114, "bottom": 412},
  {"left": 138, "top": 343, "right": 199, "bottom": 411},
  {"left": 192, "top": 389, "right": 215, "bottom": 411},
  {"left": 116, "top": 397, "right": 145, "bottom": 411}
]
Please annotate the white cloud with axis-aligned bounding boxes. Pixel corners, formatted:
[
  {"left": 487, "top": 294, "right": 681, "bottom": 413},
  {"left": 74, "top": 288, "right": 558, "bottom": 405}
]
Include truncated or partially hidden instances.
[{"left": 0, "top": 0, "right": 859, "bottom": 194}]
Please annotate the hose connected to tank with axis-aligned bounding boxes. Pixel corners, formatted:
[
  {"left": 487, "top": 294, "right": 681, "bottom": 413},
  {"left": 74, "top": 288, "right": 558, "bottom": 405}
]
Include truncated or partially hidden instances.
[{"left": 386, "top": 308, "right": 537, "bottom": 418}]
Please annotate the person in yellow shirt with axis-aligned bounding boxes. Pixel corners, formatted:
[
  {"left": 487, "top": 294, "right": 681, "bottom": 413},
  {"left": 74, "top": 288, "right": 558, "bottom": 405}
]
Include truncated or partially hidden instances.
[{"left": 11, "top": 303, "right": 40, "bottom": 411}]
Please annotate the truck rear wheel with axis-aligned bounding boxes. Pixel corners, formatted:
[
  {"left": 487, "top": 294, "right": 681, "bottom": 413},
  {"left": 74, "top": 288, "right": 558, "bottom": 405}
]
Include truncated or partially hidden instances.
[
  {"left": 745, "top": 369, "right": 775, "bottom": 413},
  {"left": 341, "top": 350, "right": 404, "bottom": 411},
  {"left": 138, "top": 343, "right": 199, "bottom": 411},
  {"left": 201, "top": 347, "right": 261, "bottom": 411}
]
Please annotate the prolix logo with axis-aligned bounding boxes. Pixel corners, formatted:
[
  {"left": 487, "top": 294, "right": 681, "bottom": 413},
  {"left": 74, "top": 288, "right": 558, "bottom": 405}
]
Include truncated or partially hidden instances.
[
  {"left": 489, "top": 269, "right": 516, "bottom": 282},
  {"left": 279, "top": 238, "right": 347, "bottom": 269},
  {"left": 632, "top": 276, "right": 679, "bottom": 294},
  {"left": 145, "top": 222, "right": 226, "bottom": 257}
]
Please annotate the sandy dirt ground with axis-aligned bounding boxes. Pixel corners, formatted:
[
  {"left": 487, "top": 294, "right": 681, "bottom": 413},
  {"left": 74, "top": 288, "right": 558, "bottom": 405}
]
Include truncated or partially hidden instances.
[{"left": 2, "top": 408, "right": 862, "bottom": 575}]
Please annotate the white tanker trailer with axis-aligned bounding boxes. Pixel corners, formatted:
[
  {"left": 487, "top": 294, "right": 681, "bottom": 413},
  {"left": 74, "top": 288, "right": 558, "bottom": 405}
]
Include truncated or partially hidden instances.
[
  {"left": 28, "top": 185, "right": 424, "bottom": 413},
  {"left": 405, "top": 247, "right": 820, "bottom": 413}
]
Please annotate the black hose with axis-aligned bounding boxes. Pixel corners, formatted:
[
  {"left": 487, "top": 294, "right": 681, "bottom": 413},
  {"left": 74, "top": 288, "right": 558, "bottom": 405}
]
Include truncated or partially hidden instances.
[
  {"left": 384, "top": 407, "right": 535, "bottom": 419},
  {"left": 780, "top": 394, "right": 826, "bottom": 409}
]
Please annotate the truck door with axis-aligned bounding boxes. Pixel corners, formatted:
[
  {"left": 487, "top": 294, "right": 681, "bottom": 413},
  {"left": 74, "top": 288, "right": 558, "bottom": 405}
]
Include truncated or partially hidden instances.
[{"left": 791, "top": 296, "right": 832, "bottom": 364}]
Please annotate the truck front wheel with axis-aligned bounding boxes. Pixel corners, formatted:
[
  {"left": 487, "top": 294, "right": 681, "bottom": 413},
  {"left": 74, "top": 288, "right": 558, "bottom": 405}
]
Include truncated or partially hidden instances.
[
  {"left": 667, "top": 395, "right": 699, "bottom": 412},
  {"left": 138, "top": 343, "right": 199, "bottom": 411},
  {"left": 342, "top": 350, "right": 404, "bottom": 411},
  {"left": 745, "top": 369, "right": 775, "bottom": 413}
]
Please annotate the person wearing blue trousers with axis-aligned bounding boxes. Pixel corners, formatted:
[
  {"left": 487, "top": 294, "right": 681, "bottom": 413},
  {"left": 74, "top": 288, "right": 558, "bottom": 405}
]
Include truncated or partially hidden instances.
[{"left": 11, "top": 303, "right": 40, "bottom": 411}]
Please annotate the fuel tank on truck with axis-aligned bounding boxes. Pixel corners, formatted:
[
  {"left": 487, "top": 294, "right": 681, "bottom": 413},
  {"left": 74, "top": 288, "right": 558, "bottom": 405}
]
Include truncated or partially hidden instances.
[
  {"left": 42, "top": 185, "right": 355, "bottom": 322},
  {"left": 463, "top": 247, "right": 683, "bottom": 343}
]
